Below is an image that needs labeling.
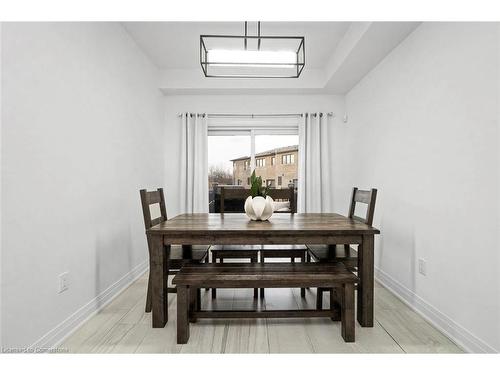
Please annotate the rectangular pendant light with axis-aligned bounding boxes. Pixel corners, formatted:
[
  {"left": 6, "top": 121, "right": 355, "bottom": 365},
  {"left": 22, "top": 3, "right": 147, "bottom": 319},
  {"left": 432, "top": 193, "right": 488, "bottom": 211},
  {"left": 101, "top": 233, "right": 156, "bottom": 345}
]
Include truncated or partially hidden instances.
[
  {"left": 207, "top": 49, "right": 297, "bottom": 68},
  {"left": 200, "top": 34, "right": 305, "bottom": 78}
]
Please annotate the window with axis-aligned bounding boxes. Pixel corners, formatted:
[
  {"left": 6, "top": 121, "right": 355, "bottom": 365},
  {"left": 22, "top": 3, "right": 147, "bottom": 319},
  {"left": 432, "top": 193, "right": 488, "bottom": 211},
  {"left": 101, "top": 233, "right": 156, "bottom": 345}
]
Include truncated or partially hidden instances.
[
  {"left": 208, "top": 122, "right": 299, "bottom": 212},
  {"left": 282, "top": 154, "right": 295, "bottom": 165},
  {"left": 208, "top": 135, "right": 251, "bottom": 212}
]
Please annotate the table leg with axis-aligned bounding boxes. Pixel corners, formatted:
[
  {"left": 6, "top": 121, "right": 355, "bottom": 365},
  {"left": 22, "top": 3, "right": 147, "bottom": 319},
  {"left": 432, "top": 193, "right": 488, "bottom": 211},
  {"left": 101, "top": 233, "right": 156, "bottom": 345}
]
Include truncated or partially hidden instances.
[
  {"left": 151, "top": 235, "right": 168, "bottom": 328},
  {"left": 357, "top": 234, "right": 374, "bottom": 327}
]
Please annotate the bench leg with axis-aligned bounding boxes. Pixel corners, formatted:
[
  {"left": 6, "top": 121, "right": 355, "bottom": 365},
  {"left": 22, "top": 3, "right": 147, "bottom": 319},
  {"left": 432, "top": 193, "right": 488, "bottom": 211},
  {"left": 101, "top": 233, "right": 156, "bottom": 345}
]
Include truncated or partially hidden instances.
[
  {"left": 316, "top": 288, "right": 324, "bottom": 309},
  {"left": 330, "top": 287, "right": 341, "bottom": 321},
  {"left": 341, "top": 283, "right": 355, "bottom": 342},
  {"left": 177, "top": 286, "right": 190, "bottom": 344}
]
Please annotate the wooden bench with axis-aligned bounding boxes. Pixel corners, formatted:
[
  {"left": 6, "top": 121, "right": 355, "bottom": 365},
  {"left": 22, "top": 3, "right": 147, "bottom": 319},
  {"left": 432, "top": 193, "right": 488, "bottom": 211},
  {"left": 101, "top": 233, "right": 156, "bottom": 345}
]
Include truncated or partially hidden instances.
[{"left": 172, "top": 263, "right": 358, "bottom": 344}]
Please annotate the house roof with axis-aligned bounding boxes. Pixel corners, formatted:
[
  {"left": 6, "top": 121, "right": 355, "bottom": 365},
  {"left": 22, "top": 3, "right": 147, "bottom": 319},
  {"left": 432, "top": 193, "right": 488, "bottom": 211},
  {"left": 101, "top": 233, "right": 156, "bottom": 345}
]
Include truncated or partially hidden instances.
[{"left": 231, "top": 145, "right": 298, "bottom": 162}]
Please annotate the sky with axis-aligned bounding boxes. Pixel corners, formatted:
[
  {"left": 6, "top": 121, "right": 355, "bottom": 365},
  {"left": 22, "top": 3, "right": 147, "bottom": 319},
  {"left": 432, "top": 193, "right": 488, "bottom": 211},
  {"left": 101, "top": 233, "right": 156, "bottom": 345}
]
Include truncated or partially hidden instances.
[{"left": 208, "top": 134, "right": 299, "bottom": 172}]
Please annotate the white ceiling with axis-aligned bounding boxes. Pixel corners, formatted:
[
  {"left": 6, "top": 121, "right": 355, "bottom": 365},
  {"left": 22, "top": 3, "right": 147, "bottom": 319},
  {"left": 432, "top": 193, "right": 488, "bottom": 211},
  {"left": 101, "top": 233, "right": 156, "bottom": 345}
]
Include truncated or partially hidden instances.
[
  {"left": 121, "top": 22, "right": 420, "bottom": 95},
  {"left": 122, "top": 22, "right": 350, "bottom": 69}
]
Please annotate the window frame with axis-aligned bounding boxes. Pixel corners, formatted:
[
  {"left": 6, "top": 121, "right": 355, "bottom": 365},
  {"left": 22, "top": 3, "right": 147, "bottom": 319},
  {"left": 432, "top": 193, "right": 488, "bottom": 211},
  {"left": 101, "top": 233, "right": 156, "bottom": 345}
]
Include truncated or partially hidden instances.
[{"left": 207, "top": 118, "right": 299, "bottom": 171}]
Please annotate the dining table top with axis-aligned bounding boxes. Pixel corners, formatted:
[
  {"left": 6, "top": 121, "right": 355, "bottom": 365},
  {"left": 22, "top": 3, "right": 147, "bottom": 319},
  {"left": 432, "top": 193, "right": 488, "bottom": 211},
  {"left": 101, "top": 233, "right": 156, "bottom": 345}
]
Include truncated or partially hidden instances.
[{"left": 147, "top": 213, "right": 380, "bottom": 236}]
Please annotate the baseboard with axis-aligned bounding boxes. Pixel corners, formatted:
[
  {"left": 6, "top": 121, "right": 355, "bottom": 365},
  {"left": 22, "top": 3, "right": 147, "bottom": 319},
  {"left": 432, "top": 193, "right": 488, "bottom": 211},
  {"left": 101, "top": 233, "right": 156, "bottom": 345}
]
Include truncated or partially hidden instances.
[
  {"left": 375, "top": 267, "right": 497, "bottom": 353},
  {"left": 29, "top": 260, "right": 149, "bottom": 351}
]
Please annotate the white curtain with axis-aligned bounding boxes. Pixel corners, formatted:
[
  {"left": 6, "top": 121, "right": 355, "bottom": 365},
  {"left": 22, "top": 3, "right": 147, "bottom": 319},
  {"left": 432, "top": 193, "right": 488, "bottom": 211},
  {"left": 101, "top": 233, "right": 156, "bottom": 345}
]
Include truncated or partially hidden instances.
[
  {"left": 180, "top": 113, "right": 208, "bottom": 213},
  {"left": 298, "top": 112, "right": 332, "bottom": 213}
]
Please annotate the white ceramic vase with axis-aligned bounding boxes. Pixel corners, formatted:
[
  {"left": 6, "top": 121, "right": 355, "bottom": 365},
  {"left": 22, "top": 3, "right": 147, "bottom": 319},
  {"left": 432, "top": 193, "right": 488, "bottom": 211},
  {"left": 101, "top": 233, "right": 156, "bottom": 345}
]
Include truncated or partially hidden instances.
[{"left": 244, "top": 196, "right": 274, "bottom": 221}]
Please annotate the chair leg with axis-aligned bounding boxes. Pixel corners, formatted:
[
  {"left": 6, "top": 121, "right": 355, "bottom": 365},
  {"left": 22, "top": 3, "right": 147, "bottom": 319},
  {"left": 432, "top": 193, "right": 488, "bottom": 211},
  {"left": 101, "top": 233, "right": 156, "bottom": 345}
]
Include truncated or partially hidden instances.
[
  {"left": 330, "top": 287, "right": 341, "bottom": 321},
  {"left": 260, "top": 253, "right": 265, "bottom": 299},
  {"left": 145, "top": 267, "right": 152, "bottom": 313},
  {"left": 304, "top": 251, "right": 311, "bottom": 289},
  {"left": 300, "top": 255, "right": 306, "bottom": 297},
  {"left": 344, "top": 244, "right": 351, "bottom": 257},
  {"left": 211, "top": 257, "right": 217, "bottom": 299},
  {"left": 177, "top": 286, "right": 190, "bottom": 344},
  {"left": 316, "top": 288, "right": 324, "bottom": 309},
  {"left": 197, "top": 288, "right": 201, "bottom": 311},
  {"left": 251, "top": 255, "right": 259, "bottom": 299},
  {"left": 205, "top": 251, "right": 210, "bottom": 291},
  {"left": 341, "top": 283, "right": 355, "bottom": 342},
  {"left": 189, "top": 287, "right": 198, "bottom": 323}
]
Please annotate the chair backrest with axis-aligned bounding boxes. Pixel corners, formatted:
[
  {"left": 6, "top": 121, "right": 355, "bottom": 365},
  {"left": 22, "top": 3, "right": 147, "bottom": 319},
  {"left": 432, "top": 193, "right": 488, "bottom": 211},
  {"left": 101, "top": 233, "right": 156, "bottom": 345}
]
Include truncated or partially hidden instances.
[
  {"left": 220, "top": 186, "right": 296, "bottom": 214},
  {"left": 140, "top": 188, "right": 168, "bottom": 231},
  {"left": 347, "top": 187, "right": 377, "bottom": 226}
]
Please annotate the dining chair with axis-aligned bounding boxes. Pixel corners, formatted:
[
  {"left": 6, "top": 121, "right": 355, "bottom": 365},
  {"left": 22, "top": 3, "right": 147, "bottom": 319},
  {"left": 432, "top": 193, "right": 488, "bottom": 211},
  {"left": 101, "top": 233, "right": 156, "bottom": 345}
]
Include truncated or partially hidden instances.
[
  {"left": 140, "top": 188, "right": 210, "bottom": 313},
  {"left": 210, "top": 187, "right": 260, "bottom": 299},
  {"left": 258, "top": 187, "right": 308, "bottom": 298},
  {"left": 307, "top": 187, "right": 377, "bottom": 309},
  {"left": 211, "top": 186, "right": 308, "bottom": 299}
]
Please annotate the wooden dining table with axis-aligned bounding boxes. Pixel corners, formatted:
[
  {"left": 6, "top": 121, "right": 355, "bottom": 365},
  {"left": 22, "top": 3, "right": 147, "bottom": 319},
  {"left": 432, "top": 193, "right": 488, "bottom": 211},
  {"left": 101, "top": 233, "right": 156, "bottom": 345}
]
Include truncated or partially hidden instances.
[{"left": 146, "top": 213, "right": 380, "bottom": 329}]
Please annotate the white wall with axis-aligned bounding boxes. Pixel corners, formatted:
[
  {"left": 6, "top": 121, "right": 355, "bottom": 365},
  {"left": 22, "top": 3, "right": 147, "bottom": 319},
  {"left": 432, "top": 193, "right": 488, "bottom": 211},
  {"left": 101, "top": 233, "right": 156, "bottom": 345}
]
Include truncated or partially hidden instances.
[
  {"left": 0, "top": 22, "right": 3, "bottom": 349},
  {"left": 1, "top": 23, "right": 164, "bottom": 348},
  {"left": 337, "top": 23, "right": 499, "bottom": 352},
  {"left": 163, "top": 94, "right": 345, "bottom": 216}
]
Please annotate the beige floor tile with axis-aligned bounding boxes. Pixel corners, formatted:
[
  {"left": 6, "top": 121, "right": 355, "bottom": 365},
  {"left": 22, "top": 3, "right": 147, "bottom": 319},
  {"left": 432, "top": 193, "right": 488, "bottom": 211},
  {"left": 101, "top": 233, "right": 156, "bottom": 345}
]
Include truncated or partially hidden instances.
[
  {"left": 376, "top": 309, "right": 463, "bottom": 353},
  {"left": 60, "top": 271, "right": 463, "bottom": 354},
  {"left": 350, "top": 321, "right": 405, "bottom": 353},
  {"left": 93, "top": 323, "right": 136, "bottom": 353},
  {"left": 64, "top": 309, "right": 129, "bottom": 353}
]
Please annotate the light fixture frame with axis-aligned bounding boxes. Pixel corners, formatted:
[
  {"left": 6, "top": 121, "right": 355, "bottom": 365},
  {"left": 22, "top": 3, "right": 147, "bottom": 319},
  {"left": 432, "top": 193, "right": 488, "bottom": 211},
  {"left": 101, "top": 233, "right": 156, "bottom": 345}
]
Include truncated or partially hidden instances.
[{"left": 200, "top": 34, "right": 305, "bottom": 78}]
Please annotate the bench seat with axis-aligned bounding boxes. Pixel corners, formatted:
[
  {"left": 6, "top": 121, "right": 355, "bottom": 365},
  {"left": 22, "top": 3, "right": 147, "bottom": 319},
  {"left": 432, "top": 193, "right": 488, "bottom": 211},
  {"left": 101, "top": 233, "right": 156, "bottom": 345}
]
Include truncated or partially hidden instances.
[
  {"left": 172, "top": 263, "right": 358, "bottom": 344},
  {"left": 175, "top": 263, "right": 356, "bottom": 288}
]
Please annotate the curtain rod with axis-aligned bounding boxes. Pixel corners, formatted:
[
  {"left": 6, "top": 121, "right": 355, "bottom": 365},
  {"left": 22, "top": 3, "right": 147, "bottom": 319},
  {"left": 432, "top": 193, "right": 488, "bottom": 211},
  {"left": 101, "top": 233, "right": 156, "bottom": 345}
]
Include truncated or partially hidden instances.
[{"left": 177, "top": 112, "right": 335, "bottom": 118}]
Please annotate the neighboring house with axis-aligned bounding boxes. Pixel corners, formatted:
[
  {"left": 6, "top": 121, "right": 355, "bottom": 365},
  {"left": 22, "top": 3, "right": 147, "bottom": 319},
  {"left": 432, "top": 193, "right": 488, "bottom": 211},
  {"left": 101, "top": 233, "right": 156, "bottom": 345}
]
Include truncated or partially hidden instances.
[{"left": 231, "top": 145, "right": 298, "bottom": 189}]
